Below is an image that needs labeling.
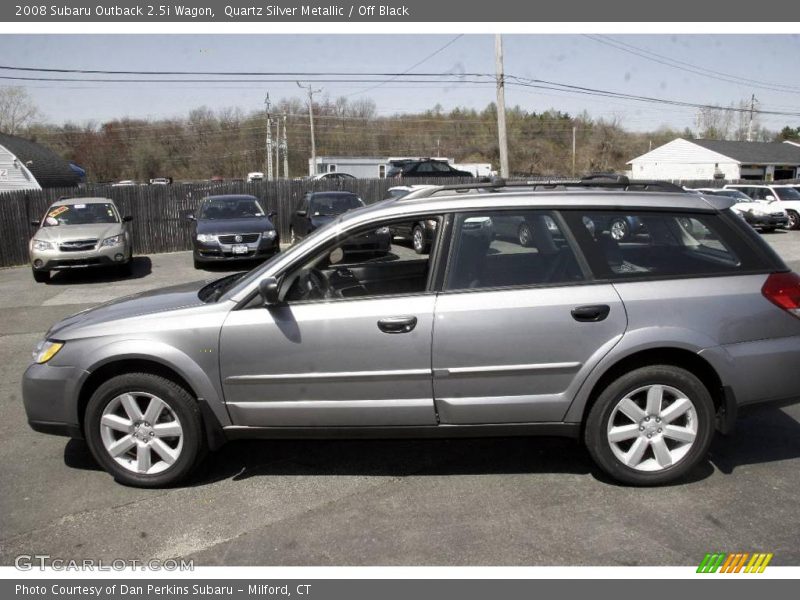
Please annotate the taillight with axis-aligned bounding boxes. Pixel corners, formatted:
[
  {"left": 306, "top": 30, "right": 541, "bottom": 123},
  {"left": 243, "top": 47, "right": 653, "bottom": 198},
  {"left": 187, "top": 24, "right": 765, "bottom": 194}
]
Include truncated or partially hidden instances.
[{"left": 762, "top": 272, "right": 800, "bottom": 318}]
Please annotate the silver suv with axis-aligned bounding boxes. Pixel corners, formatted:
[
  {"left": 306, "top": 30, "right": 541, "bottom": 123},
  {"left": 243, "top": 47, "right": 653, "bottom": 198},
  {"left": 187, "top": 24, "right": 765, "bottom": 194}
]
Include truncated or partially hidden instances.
[
  {"left": 23, "top": 179, "right": 800, "bottom": 487},
  {"left": 29, "top": 197, "right": 133, "bottom": 282}
]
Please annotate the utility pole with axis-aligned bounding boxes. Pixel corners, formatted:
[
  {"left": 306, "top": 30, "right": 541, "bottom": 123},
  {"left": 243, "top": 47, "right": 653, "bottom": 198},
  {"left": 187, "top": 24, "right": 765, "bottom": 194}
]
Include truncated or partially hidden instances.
[
  {"left": 571, "top": 126, "right": 577, "bottom": 176},
  {"left": 264, "top": 94, "right": 274, "bottom": 181},
  {"left": 282, "top": 113, "right": 289, "bottom": 178},
  {"left": 298, "top": 81, "right": 322, "bottom": 176},
  {"left": 495, "top": 34, "right": 509, "bottom": 178},
  {"left": 274, "top": 118, "right": 281, "bottom": 178},
  {"left": 747, "top": 94, "right": 757, "bottom": 142}
]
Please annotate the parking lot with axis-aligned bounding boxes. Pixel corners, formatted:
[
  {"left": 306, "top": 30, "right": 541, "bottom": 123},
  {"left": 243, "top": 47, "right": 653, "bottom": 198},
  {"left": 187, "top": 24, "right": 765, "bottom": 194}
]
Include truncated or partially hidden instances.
[{"left": 1, "top": 232, "right": 800, "bottom": 566}]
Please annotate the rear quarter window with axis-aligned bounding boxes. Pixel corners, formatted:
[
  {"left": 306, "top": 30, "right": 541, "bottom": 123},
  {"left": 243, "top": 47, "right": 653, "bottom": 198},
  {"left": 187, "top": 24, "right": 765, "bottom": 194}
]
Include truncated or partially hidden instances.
[{"left": 561, "top": 210, "right": 770, "bottom": 281}]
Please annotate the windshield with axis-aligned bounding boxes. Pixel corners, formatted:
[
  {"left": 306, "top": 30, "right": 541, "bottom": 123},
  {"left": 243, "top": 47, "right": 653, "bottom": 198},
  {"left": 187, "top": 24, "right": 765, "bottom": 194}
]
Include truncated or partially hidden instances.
[
  {"left": 714, "top": 190, "right": 752, "bottom": 202},
  {"left": 309, "top": 194, "right": 364, "bottom": 216},
  {"left": 198, "top": 271, "right": 250, "bottom": 303},
  {"left": 199, "top": 197, "right": 265, "bottom": 219},
  {"left": 775, "top": 187, "right": 800, "bottom": 201},
  {"left": 43, "top": 202, "right": 119, "bottom": 227}
]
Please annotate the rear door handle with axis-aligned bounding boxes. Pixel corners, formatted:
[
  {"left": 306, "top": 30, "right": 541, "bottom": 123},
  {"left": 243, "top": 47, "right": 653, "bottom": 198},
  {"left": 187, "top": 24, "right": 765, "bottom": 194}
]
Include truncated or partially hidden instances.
[
  {"left": 377, "top": 316, "right": 418, "bottom": 334},
  {"left": 571, "top": 305, "right": 610, "bottom": 322}
]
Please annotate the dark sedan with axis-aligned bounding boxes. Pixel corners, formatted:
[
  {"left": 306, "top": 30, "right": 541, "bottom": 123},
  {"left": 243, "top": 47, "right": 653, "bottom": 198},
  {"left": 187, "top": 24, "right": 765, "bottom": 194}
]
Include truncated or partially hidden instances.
[
  {"left": 290, "top": 191, "right": 391, "bottom": 254},
  {"left": 188, "top": 195, "right": 279, "bottom": 269}
]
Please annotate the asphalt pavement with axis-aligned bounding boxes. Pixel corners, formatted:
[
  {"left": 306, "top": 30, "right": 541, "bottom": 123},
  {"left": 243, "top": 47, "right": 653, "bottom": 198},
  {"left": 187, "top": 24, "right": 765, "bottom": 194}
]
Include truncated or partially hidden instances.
[{"left": 1, "top": 234, "right": 799, "bottom": 566}]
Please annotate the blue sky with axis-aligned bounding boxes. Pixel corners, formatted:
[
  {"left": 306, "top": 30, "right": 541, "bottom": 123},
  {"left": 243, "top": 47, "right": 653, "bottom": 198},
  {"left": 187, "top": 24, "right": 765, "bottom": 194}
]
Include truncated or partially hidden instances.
[{"left": 1, "top": 34, "right": 799, "bottom": 132}]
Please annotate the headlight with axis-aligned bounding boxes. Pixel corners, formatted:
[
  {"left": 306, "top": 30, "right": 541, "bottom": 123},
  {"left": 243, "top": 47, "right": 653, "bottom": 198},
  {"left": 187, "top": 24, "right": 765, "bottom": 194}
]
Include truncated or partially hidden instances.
[
  {"left": 32, "top": 239, "right": 53, "bottom": 251},
  {"left": 100, "top": 234, "right": 123, "bottom": 247},
  {"left": 196, "top": 233, "right": 216, "bottom": 243},
  {"left": 32, "top": 340, "right": 64, "bottom": 364},
  {"left": 263, "top": 230, "right": 277, "bottom": 239}
]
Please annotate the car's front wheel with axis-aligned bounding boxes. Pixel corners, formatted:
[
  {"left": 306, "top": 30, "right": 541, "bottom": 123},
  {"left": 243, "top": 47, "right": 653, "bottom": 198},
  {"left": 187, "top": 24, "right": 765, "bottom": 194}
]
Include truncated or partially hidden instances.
[
  {"left": 609, "top": 218, "right": 630, "bottom": 241},
  {"left": 32, "top": 268, "right": 50, "bottom": 283},
  {"left": 84, "top": 373, "right": 205, "bottom": 487},
  {"left": 585, "top": 365, "right": 715, "bottom": 486},
  {"left": 787, "top": 210, "right": 800, "bottom": 230}
]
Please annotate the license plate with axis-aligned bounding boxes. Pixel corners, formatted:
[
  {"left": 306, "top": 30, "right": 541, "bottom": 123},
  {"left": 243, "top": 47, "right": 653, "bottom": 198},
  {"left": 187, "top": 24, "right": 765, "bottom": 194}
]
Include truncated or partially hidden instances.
[{"left": 232, "top": 244, "right": 248, "bottom": 255}]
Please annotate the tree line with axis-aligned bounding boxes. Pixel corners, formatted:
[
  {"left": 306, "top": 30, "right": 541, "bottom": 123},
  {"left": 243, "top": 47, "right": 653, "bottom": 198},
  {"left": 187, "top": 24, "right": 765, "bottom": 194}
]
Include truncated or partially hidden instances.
[{"left": 2, "top": 86, "right": 799, "bottom": 182}]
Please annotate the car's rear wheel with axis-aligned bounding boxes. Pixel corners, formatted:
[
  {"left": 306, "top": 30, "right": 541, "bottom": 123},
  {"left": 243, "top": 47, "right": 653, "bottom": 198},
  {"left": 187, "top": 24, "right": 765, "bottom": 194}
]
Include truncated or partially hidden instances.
[
  {"left": 609, "top": 218, "right": 630, "bottom": 241},
  {"left": 32, "top": 268, "right": 50, "bottom": 283},
  {"left": 412, "top": 225, "right": 428, "bottom": 254},
  {"left": 787, "top": 210, "right": 799, "bottom": 230},
  {"left": 518, "top": 222, "right": 533, "bottom": 247},
  {"left": 585, "top": 365, "right": 715, "bottom": 486},
  {"left": 84, "top": 373, "right": 205, "bottom": 487}
]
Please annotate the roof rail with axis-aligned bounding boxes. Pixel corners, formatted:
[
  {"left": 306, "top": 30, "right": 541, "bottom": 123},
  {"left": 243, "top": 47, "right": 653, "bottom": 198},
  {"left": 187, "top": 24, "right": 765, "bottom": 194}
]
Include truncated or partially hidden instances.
[{"left": 398, "top": 175, "right": 687, "bottom": 200}]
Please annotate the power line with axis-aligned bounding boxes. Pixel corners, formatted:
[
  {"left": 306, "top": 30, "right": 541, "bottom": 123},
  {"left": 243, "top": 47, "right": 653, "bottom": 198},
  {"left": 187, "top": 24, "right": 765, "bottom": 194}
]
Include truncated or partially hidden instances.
[{"left": 345, "top": 35, "right": 464, "bottom": 98}]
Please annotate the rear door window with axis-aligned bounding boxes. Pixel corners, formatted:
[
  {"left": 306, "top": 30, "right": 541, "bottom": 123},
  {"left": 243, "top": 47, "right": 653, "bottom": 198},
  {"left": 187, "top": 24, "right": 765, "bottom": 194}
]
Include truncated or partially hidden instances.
[
  {"left": 562, "top": 211, "right": 769, "bottom": 280},
  {"left": 445, "top": 210, "right": 585, "bottom": 291}
]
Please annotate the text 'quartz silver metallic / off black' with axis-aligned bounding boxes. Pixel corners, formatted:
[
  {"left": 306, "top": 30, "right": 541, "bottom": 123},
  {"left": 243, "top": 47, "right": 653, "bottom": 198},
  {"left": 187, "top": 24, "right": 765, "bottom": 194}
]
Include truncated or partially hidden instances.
[{"left": 22, "top": 178, "right": 800, "bottom": 487}]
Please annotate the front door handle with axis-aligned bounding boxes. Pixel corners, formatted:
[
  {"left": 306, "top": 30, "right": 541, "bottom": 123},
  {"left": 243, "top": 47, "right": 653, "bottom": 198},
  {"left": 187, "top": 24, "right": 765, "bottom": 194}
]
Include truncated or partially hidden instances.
[
  {"left": 571, "top": 304, "right": 610, "bottom": 322},
  {"left": 377, "top": 316, "right": 418, "bottom": 334}
]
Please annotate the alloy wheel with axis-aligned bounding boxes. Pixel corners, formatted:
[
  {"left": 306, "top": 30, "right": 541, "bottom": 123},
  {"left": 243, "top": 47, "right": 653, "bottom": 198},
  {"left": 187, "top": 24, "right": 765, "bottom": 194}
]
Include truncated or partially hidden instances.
[
  {"left": 413, "top": 227, "right": 424, "bottom": 252},
  {"left": 518, "top": 223, "right": 532, "bottom": 247},
  {"left": 606, "top": 384, "right": 698, "bottom": 472},
  {"left": 99, "top": 391, "right": 184, "bottom": 475},
  {"left": 610, "top": 219, "right": 629, "bottom": 241}
]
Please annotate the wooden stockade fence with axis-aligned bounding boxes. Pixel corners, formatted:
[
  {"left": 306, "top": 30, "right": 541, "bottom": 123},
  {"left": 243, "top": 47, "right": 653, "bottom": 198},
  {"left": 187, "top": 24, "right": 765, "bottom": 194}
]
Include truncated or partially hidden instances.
[
  {"left": 2, "top": 176, "right": 798, "bottom": 269},
  {"left": 0, "top": 178, "right": 474, "bottom": 269}
]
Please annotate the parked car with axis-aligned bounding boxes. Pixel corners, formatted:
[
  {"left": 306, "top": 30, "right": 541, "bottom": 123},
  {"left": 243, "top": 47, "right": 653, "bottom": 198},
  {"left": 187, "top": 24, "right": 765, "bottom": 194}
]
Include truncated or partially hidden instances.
[
  {"left": 695, "top": 188, "right": 788, "bottom": 232},
  {"left": 149, "top": 178, "right": 171, "bottom": 185},
  {"left": 724, "top": 184, "right": 800, "bottom": 230},
  {"left": 22, "top": 178, "right": 800, "bottom": 487},
  {"left": 29, "top": 197, "right": 133, "bottom": 283},
  {"left": 311, "top": 172, "right": 357, "bottom": 181},
  {"left": 188, "top": 195, "right": 279, "bottom": 269},
  {"left": 290, "top": 191, "right": 390, "bottom": 254},
  {"left": 383, "top": 186, "right": 440, "bottom": 253},
  {"left": 386, "top": 159, "right": 473, "bottom": 179},
  {"left": 111, "top": 180, "right": 138, "bottom": 187},
  {"left": 246, "top": 172, "right": 264, "bottom": 183}
]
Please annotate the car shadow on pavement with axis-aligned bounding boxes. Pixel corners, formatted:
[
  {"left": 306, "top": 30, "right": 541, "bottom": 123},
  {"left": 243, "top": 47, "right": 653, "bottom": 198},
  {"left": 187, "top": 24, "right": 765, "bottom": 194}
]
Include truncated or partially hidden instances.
[
  {"left": 47, "top": 256, "right": 152, "bottom": 285},
  {"left": 708, "top": 407, "right": 800, "bottom": 475},
  {"left": 61, "top": 407, "right": 800, "bottom": 487}
]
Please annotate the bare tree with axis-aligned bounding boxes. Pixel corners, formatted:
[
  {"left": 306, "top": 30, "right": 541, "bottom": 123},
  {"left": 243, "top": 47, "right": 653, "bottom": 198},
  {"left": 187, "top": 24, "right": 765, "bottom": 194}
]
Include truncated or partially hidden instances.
[{"left": 0, "top": 87, "right": 40, "bottom": 134}]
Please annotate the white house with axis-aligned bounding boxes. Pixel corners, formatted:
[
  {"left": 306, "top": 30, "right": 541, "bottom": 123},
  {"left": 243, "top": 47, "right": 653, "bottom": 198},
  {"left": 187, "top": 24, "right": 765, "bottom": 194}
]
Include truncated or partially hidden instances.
[
  {"left": 0, "top": 132, "right": 81, "bottom": 192},
  {"left": 627, "top": 138, "right": 800, "bottom": 182}
]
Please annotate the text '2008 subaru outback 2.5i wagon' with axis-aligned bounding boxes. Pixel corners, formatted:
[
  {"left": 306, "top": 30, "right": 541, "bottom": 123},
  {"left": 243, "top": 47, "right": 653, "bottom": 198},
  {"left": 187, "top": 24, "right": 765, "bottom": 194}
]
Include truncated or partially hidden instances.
[{"left": 23, "top": 177, "right": 800, "bottom": 487}]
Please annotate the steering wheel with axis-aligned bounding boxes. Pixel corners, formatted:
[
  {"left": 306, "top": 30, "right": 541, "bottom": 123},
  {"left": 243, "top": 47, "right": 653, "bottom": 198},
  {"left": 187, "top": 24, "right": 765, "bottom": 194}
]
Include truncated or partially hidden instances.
[{"left": 297, "top": 268, "right": 331, "bottom": 300}]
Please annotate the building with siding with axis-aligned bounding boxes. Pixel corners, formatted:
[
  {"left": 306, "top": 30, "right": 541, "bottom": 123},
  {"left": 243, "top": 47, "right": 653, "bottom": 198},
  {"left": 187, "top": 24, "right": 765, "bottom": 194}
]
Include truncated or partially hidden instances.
[
  {"left": 627, "top": 138, "right": 800, "bottom": 182},
  {"left": 0, "top": 132, "right": 81, "bottom": 192}
]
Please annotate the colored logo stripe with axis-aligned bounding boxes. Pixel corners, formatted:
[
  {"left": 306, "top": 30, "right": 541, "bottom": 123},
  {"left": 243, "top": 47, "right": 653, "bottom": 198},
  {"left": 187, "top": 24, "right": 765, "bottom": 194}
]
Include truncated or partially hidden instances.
[{"left": 697, "top": 552, "right": 773, "bottom": 573}]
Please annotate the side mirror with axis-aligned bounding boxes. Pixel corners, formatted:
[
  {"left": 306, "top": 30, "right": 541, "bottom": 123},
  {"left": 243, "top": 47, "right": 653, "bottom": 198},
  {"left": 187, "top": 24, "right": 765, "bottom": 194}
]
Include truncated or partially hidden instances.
[
  {"left": 186, "top": 213, "right": 196, "bottom": 221},
  {"left": 258, "top": 277, "right": 281, "bottom": 306},
  {"left": 296, "top": 209, "right": 307, "bottom": 217},
  {"left": 123, "top": 215, "right": 133, "bottom": 222},
  {"left": 268, "top": 211, "right": 278, "bottom": 220},
  {"left": 30, "top": 220, "right": 40, "bottom": 227},
  {"left": 766, "top": 195, "right": 776, "bottom": 202}
]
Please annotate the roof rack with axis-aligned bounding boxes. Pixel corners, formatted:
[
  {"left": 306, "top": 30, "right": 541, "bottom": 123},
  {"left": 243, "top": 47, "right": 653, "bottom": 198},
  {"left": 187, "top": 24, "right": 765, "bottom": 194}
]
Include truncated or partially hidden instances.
[{"left": 398, "top": 175, "right": 687, "bottom": 200}]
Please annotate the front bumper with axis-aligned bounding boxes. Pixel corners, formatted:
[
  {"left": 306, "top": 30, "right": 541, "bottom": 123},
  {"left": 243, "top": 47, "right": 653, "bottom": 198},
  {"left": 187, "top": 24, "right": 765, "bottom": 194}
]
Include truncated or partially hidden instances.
[
  {"left": 745, "top": 214, "right": 788, "bottom": 228},
  {"left": 22, "top": 362, "right": 84, "bottom": 439},
  {"left": 30, "top": 242, "right": 132, "bottom": 271},
  {"left": 194, "top": 234, "right": 280, "bottom": 262}
]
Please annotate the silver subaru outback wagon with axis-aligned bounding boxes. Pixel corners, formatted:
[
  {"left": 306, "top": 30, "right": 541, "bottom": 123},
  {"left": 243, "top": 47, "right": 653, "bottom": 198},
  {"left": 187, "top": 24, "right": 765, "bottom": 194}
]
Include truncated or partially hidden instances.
[{"left": 22, "top": 179, "right": 800, "bottom": 487}]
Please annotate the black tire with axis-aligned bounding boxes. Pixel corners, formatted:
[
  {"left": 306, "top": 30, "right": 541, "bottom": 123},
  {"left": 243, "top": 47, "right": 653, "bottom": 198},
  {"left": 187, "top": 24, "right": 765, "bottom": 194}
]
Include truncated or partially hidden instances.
[
  {"left": 518, "top": 222, "right": 533, "bottom": 247},
  {"left": 584, "top": 365, "right": 715, "bottom": 486},
  {"left": 412, "top": 225, "right": 428, "bottom": 254},
  {"left": 787, "top": 210, "right": 800, "bottom": 231},
  {"left": 193, "top": 256, "right": 203, "bottom": 270},
  {"left": 119, "top": 260, "right": 134, "bottom": 277},
  {"left": 32, "top": 268, "right": 50, "bottom": 283},
  {"left": 761, "top": 227, "right": 776, "bottom": 233},
  {"left": 84, "top": 373, "right": 205, "bottom": 488}
]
